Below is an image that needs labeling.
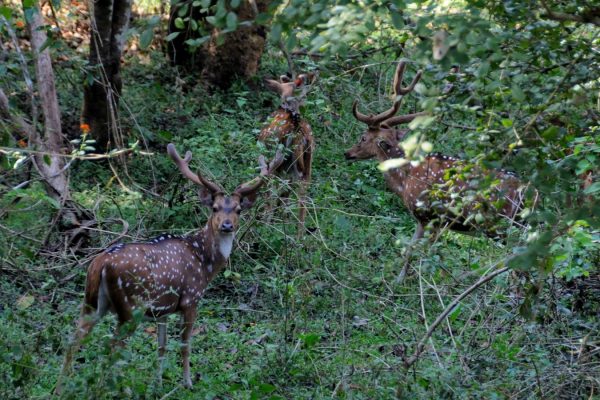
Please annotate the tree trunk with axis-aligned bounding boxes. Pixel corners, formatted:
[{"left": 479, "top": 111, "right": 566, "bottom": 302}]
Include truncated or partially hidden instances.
[
  {"left": 26, "top": 1, "right": 75, "bottom": 221},
  {"left": 1, "top": 1, "right": 91, "bottom": 248},
  {"left": 168, "top": 0, "right": 269, "bottom": 89},
  {"left": 81, "top": 0, "right": 132, "bottom": 151}
]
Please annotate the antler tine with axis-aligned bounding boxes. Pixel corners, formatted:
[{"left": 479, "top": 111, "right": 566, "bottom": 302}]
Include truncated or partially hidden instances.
[
  {"left": 382, "top": 111, "right": 429, "bottom": 128},
  {"left": 352, "top": 99, "right": 401, "bottom": 127},
  {"left": 235, "top": 147, "right": 285, "bottom": 196},
  {"left": 166, "top": 143, "right": 223, "bottom": 193},
  {"left": 393, "top": 61, "right": 423, "bottom": 96}
]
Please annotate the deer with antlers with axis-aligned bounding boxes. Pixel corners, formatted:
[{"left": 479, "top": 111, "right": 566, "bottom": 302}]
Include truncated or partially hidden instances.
[
  {"left": 258, "top": 72, "right": 316, "bottom": 234},
  {"left": 57, "top": 143, "right": 283, "bottom": 391},
  {"left": 345, "top": 61, "right": 535, "bottom": 274}
]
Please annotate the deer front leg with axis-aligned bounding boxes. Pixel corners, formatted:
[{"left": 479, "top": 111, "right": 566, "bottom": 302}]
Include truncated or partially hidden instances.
[
  {"left": 180, "top": 307, "right": 196, "bottom": 388},
  {"left": 157, "top": 316, "right": 167, "bottom": 386}
]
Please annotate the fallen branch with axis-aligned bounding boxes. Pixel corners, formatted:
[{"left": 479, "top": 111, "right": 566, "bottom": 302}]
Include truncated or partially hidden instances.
[
  {"left": 403, "top": 264, "right": 510, "bottom": 368},
  {"left": 0, "top": 146, "right": 154, "bottom": 160}
]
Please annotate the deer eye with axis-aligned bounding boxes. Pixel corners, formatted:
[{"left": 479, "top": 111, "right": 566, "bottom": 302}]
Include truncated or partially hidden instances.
[
  {"left": 212, "top": 206, "right": 219, "bottom": 212},
  {"left": 361, "top": 136, "right": 367, "bottom": 142},
  {"left": 236, "top": 208, "right": 242, "bottom": 214}
]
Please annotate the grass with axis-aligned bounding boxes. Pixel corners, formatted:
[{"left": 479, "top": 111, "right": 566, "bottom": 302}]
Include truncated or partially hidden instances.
[{"left": 0, "top": 46, "right": 598, "bottom": 399}]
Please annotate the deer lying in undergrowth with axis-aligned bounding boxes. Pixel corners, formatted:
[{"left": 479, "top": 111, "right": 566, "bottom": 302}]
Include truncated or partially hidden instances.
[
  {"left": 344, "top": 61, "right": 537, "bottom": 278},
  {"left": 258, "top": 72, "right": 317, "bottom": 236},
  {"left": 57, "top": 143, "right": 283, "bottom": 391}
]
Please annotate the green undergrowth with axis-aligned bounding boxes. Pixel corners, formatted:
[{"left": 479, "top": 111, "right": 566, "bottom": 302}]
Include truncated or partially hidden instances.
[{"left": 0, "top": 50, "right": 598, "bottom": 399}]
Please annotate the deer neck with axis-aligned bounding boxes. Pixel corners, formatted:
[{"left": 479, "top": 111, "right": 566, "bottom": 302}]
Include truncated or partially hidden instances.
[
  {"left": 188, "top": 224, "right": 234, "bottom": 282},
  {"left": 373, "top": 137, "right": 411, "bottom": 195},
  {"left": 377, "top": 135, "right": 406, "bottom": 161}
]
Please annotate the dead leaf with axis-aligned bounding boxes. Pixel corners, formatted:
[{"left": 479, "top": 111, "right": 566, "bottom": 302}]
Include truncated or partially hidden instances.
[{"left": 16, "top": 295, "right": 34, "bottom": 310}]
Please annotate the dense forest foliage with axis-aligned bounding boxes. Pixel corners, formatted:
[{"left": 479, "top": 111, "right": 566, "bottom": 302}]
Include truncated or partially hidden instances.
[{"left": 0, "top": 0, "right": 598, "bottom": 398}]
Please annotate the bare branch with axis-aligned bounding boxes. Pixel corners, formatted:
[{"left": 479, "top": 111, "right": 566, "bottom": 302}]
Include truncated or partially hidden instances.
[
  {"left": 540, "top": 1, "right": 600, "bottom": 26},
  {"left": 403, "top": 264, "right": 510, "bottom": 368}
]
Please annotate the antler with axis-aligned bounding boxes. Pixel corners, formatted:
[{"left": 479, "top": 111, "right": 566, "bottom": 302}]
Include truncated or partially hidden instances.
[
  {"left": 235, "top": 147, "right": 285, "bottom": 196},
  {"left": 167, "top": 143, "right": 224, "bottom": 193},
  {"left": 381, "top": 111, "right": 429, "bottom": 127},
  {"left": 352, "top": 61, "right": 423, "bottom": 127},
  {"left": 393, "top": 61, "right": 422, "bottom": 97},
  {"left": 352, "top": 99, "right": 401, "bottom": 127}
]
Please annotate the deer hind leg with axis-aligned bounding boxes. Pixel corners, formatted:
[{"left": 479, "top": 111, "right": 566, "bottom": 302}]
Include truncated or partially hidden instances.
[
  {"left": 157, "top": 316, "right": 167, "bottom": 386},
  {"left": 180, "top": 306, "right": 196, "bottom": 388},
  {"left": 55, "top": 302, "right": 103, "bottom": 394},
  {"left": 109, "top": 288, "right": 134, "bottom": 347}
]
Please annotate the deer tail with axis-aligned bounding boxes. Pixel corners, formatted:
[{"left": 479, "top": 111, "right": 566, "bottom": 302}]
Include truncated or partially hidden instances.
[{"left": 83, "top": 256, "right": 106, "bottom": 315}]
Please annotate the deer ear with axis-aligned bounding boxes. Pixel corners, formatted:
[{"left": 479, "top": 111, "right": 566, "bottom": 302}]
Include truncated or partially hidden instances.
[
  {"left": 198, "top": 187, "right": 214, "bottom": 207},
  {"left": 396, "top": 130, "right": 408, "bottom": 141},
  {"left": 239, "top": 192, "right": 258, "bottom": 210},
  {"left": 377, "top": 139, "right": 392, "bottom": 153}
]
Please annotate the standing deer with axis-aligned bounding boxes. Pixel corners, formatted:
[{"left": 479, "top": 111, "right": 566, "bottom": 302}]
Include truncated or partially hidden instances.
[
  {"left": 258, "top": 72, "right": 316, "bottom": 234},
  {"left": 344, "top": 61, "right": 534, "bottom": 276},
  {"left": 57, "top": 143, "right": 283, "bottom": 391}
]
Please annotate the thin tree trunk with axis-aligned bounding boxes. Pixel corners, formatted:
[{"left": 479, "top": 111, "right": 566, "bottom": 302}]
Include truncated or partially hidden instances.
[
  {"left": 0, "top": 1, "right": 91, "bottom": 248},
  {"left": 25, "top": 0, "right": 74, "bottom": 216},
  {"left": 81, "top": 0, "right": 131, "bottom": 150}
]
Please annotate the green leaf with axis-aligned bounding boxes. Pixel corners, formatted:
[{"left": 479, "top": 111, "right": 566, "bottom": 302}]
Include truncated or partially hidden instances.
[
  {"left": 511, "top": 84, "right": 525, "bottom": 102},
  {"left": 165, "top": 31, "right": 180, "bottom": 41},
  {"left": 201, "top": 0, "right": 211, "bottom": 8},
  {"left": 583, "top": 182, "right": 600, "bottom": 195},
  {"left": 257, "top": 383, "right": 276, "bottom": 394},
  {"left": 205, "top": 16, "right": 218, "bottom": 26},
  {"left": 0, "top": 6, "right": 11, "bottom": 20},
  {"left": 139, "top": 28, "right": 154, "bottom": 49},
  {"left": 270, "top": 23, "right": 282, "bottom": 43},
  {"left": 43, "top": 154, "right": 51, "bottom": 166},
  {"left": 226, "top": 11, "right": 237, "bottom": 30},
  {"left": 230, "top": 0, "right": 241, "bottom": 8},
  {"left": 16, "top": 295, "right": 34, "bottom": 310},
  {"left": 391, "top": 11, "right": 404, "bottom": 29},
  {"left": 178, "top": 3, "right": 189, "bottom": 17},
  {"left": 541, "top": 126, "right": 559, "bottom": 140},
  {"left": 501, "top": 119, "right": 513, "bottom": 128},
  {"left": 576, "top": 159, "right": 591, "bottom": 175},
  {"left": 174, "top": 17, "right": 185, "bottom": 29}
]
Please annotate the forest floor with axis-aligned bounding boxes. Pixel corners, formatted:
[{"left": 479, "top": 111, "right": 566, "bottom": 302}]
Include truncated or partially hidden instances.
[{"left": 1, "top": 46, "right": 598, "bottom": 399}]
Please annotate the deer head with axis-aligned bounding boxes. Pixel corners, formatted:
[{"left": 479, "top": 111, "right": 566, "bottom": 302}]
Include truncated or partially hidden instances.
[
  {"left": 167, "top": 143, "right": 283, "bottom": 235},
  {"left": 344, "top": 61, "right": 426, "bottom": 161},
  {"left": 264, "top": 71, "right": 318, "bottom": 111}
]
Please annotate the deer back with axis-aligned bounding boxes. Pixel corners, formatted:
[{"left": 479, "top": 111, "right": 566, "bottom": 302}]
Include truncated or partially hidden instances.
[{"left": 89, "top": 234, "right": 218, "bottom": 317}]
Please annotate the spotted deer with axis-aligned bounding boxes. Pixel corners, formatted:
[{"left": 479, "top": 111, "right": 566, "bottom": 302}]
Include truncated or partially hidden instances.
[
  {"left": 345, "top": 61, "right": 535, "bottom": 273},
  {"left": 258, "top": 72, "right": 317, "bottom": 234},
  {"left": 57, "top": 143, "right": 283, "bottom": 391}
]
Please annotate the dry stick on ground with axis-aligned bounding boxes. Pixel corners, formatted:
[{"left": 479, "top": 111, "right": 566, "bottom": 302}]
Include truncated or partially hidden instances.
[{"left": 402, "top": 263, "right": 510, "bottom": 368}]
